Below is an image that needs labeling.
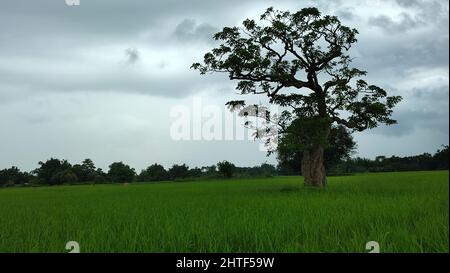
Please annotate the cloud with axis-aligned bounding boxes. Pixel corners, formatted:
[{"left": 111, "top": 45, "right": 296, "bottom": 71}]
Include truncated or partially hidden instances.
[
  {"left": 371, "top": 84, "right": 449, "bottom": 137},
  {"left": 368, "top": 12, "right": 422, "bottom": 34},
  {"left": 0, "top": 0, "right": 448, "bottom": 170},
  {"left": 336, "top": 9, "right": 356, "bottom": 21},
  {"left": 368, "top": 0, "right": 448, "bottom": 34},
  {"left": 395, "top": 0, "right": 421, "bottom": 8},
  {"left": 124, "top": 48, "right": 140, "bottom": 64},
  {"left": 412, "top": 85, "right": 450, "bottom": 102},
  {"left": 173, "top": 19, "right": 218, "bottom": 43},
  {"left": 373, "top": 108, "right": 449, "bottom": 137}
]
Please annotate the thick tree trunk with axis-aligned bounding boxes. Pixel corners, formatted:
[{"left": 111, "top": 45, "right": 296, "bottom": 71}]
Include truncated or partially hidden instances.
[{"left": 301, "top": 145, "right": 327, "bottom": 187}]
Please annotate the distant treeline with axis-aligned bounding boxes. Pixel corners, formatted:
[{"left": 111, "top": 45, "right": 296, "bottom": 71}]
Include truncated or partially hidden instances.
[
  {"left": 278, "top": 145, "right": 449, "bottom": 175},
  {"left": 0, "top": 158, "right": 276, "bottom": 187},
  {"left": 333, "top": 145, "right": 449, "bottom": 174},
  {"left": 0, "top": 145, "right": 448, "bottom": 187}
]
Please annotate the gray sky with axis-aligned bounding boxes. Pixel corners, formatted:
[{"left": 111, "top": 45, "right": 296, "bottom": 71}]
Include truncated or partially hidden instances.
[{"left": 0, "top": 0, "right": 448, "bottom": 171}]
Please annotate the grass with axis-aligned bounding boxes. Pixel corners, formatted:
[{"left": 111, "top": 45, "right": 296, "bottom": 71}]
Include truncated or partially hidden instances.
[{"left": 0, "top": 171, "right": 448, "bottom": 253}]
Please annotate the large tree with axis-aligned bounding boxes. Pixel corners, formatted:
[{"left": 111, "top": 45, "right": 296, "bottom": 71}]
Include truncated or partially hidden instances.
[{"left": 192, "top": 7, "right": 402, "bottom": 187}]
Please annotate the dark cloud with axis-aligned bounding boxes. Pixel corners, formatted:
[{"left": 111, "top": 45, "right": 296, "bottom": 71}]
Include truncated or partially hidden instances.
[
  {"left": 0, "top": 0, "right": 448, "bottom": 170},
  {"left": 336, "top": 9, "right": 355, "bottom": 21},
  {"left": 369, "top": 13, "right": 422, "bottom": 34},
  {"left": 369, "top": 0, "right": 448, "bottom": 34},
  {"left": 412, "top": 86, "right": 450, "bottom": 103},
  {"left": 173, "top": 19, "right": 218, "bottom": 43},
  {"left": 0, "top": 0, "right": 247, "bottom": 39},
  {"left": 0, "top": 65, "right": 225, "bottom": 98},
  {"left": 372, "top": 85, "right": 449, "bottom": 137},
  {"left": 356, "top": 34, "right": 449, "bottom": 74},
  {"left": 124, "top": 48, "right": 140, "bottom": 64},
  {"left": 373, "top": 107, "right": 449, "bottom": 137}
]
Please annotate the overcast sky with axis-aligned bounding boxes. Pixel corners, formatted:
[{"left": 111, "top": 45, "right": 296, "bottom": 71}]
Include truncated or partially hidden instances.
[{"left": 0, "top": 0, "right": 448, "bottom": 171}]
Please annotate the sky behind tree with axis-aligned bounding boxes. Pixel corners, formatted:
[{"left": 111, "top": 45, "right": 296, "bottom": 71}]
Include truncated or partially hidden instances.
[{"left": 0, "top": 0, "right": 448, "bottom": 171}]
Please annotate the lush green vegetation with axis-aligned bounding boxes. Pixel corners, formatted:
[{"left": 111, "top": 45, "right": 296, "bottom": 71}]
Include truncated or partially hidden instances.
[
  {"left": 1, "top": 145, "right": 448, "bottom": 188},
  {"left": 0, "top": 171, "right": 447, "bottom": 253},
  {"left": 278, "top": 144, "right": 449, "bottom": 175}
]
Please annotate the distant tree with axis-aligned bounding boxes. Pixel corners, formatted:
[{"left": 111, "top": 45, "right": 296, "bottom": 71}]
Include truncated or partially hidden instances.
[
  {"left": 259, "top": 163, "right": 277, "bottom": 177},
  {"left": 168, "top": 164, "right": 189, "bottom": 180},
  {"left": 139, "top": 164, "right": 168, "bottom": 182},
  {"left": 93, "top": 168, "right": 109, "bottom": 184},
  {"left": 107, "top": 162, "right": 136, "bottom": 183},
  {"left": 375, "top": 156, "right": 386, "bottom": 162},
  {"left": 188, "top": 167, "right": 203, "bottom": 178},
  {"left": 277, "top": 124, "right": 356, "bottom": 175},
  {"left": 201, "top": 165, "right": 217, "bottom": 176},
  {"left": 72, "top": 158, "right": 96, "bottom": 182},
  {"left": 81, "top": 159, "right": 96, "bottom": 181},
  {"left": 72, "top": 159, "right": 97, "bottom": 183},
  {"left": 34, "top": 158, "right": 72, "bottom": 184},
  {"left": 50, "top": 169, "right": 78, "bottom": 185},
  {"left": 0, "top": 167, "right": 32, "bottom": 187},
  {"left": 335, "top": 145, "right": 449, "bottom": 173},
  {"left": 433, "top": 145, "right": 449, "bottom": 170},
  {"left": 193, "top": 7, "right": 402, "bottom": 187},
  {"left": 0, "top": 170, "right": 8, "bottom": 187},
  {"left": 71, "top": 164, "right": 84, "bottom": 182},
  {"left": 217, "top": 161, "right": 236, "bottom": 178}
]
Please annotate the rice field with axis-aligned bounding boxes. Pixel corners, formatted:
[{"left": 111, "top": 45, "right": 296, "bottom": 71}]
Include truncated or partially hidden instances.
[{"left": 0, "top": 171, "right": 448, "bottom": 253}]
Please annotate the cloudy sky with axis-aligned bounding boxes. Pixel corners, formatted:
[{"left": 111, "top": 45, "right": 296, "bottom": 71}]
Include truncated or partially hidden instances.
[{"left": 0, "top": 0, "right": 448, "bottom": 171}]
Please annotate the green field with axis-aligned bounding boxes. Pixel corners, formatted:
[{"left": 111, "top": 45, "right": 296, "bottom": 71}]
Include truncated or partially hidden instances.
[{"left": 0, "top": 171, "right": 448, "bottom": 253}]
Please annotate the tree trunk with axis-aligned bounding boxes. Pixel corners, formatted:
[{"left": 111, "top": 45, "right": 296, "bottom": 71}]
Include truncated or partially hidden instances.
[{"left": 301, "top": 144, "right": 327, "bottom": 187}]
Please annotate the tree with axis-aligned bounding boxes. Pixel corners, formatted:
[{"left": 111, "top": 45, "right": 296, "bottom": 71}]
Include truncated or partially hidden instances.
[
  {"left": 81, "top": 159, "right": 96, "bottom": 181},
  {"left": 72, "top": 159, "right": 97, "bottom": 183},
  {"left": 259, "top": 163, "right": 277, "bottom": 177},
  {"left": 433, "top": 145, "right": 449, "bottom": 170},
  {"left": 34, "top": 158, "right": 72, "bottom": 184},
  {"left": 277, "top": 124, "right": 356, "bottom": 175},
  {"left": 107, "top": 162, "right": 135, "bottom": 183},
  {"left": 192, "top": 7, "right": 401, "bottom": 187},
  {"left": 0, "top": 167, "right": 32, "bottom": 187},
  {"left": 50, "top": 169, "right": 78, "bottom": 185},
  {"left": 201, "top": 165, "right": 217, "bottom": 176},
  {"left": 188, "top": 167, "right": 203, "bottom": 178},
  {"left": 217, "top": 160, "right": 236, "bottom": 178},
  {"left": 168, "top": 164, "right": 189, "bottom": 180},
  {"left": 139, "top": 163, "right": 168, "bottom": 182},
  {"left": 93, "top": 168, "right": 109, "bottom": 184}
]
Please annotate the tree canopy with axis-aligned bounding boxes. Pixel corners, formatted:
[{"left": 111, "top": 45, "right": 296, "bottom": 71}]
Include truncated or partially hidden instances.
[{"left": 192, "top": 7, "right": 402, "bottom": 187}]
